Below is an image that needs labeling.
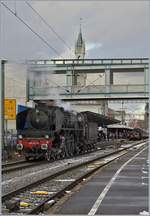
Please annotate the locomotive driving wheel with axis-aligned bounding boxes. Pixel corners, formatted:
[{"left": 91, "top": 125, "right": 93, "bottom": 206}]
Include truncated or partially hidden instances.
[
  {"left": 25, "top": 156, "right": 30, "bottom": 161},
  {"left": 45, "top": 151, "right": 51, "bottom": 161}
]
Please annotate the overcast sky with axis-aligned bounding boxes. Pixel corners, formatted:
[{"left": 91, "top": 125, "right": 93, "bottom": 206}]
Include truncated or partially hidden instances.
[
  {"left": 0, "top": 0, "right": 149, "bottom": 60},
  {"left": 0, "top": 0, "right": 149, "bottom": 116}
]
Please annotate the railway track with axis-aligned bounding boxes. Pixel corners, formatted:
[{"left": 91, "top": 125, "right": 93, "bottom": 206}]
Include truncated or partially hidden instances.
[
  {"left": 2, "top": 140, "right": 135, "bottom": 174},
  {"left": 2, "top": 160, "right": 26, "bottom": 168},
  {"left": 2, "top": 160, "right": 48, "bottom": 174},
  {"left": 2, "top": 148, "right": 107, "bottom": 175},
  {"left": 2, "top": 140, "right": 147, "bottom": 215},
  {"left": 1, "top": 140, "right": 121, "bottom": 174}
]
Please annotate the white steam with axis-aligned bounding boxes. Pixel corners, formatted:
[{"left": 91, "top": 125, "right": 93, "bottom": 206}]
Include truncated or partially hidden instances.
[
  {"left": 29, "top": 68, "right": 72, "bottom": 110},
  {"left": 56, "top": 100, "right": 72, "bottom": 111}
]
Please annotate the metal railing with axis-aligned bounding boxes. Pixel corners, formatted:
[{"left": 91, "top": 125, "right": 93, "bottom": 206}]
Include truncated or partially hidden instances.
[
  {"left": 29, "top": 84, "right": 149, "bottom": 98},
  {"left": 27, "top": 58, "right": 149, "bottom": 66}
]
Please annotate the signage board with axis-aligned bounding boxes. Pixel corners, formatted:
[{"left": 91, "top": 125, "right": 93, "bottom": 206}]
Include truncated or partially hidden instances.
[{"left": 4, "top": 99, "right": 16, "bottom": 120}]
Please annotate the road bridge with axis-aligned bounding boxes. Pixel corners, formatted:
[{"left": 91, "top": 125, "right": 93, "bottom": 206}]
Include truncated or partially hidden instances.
[{"left": 27, "top": 58, "right": 149, "bottom": 101}]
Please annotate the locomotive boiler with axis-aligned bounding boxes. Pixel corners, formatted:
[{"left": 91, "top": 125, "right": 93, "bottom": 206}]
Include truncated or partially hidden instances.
[{"left": 16, "top": 104, "right": 98, "bottom": 161}]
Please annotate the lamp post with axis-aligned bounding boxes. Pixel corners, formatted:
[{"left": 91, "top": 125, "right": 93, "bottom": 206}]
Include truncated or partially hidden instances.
[
  {"left": 0, "top": 59, "right": 7, "bottom": 153},
  {"left": 121, "top": 101, "right": 125, "bottom": 125}
]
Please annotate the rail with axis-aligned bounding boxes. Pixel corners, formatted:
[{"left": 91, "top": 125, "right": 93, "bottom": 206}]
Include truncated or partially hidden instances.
[
  {"left": 2, "top": 140, "right": 147, "bottom": 215},
  {"left": 29, "top": 141, "right": 147, "bottom": 214},
  {"left": 2, "top": 161, "right": 48, "bottom": 174}
]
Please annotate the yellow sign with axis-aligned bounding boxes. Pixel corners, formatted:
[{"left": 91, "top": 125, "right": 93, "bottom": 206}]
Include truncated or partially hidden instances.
[{"left": 4, "top": 99, "right": 16, "bottom": 120}]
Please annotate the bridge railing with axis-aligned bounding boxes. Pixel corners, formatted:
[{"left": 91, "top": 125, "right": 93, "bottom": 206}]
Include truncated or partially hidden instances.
[
  {"left": 29, "top": 84, "right": 149, "bottom": 98},
  {"left": 27, "top": 58, "right": 149, "bottom": 66},
  {"left": 110, "top": 85, "right": 147, "bottom": 93}
]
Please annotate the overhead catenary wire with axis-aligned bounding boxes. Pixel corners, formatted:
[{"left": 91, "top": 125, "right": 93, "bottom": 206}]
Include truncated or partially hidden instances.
[
  {"left": 25, "top": 1, "right": 74, "bottom": 56},
  {"left": 14, "top": 0, "right": 17, "bottom": 15},
  {"left": 1, "top": 1, "right": 64, "bottom": 59},
  {"left": 34, "top": 76, "right": 70, "bottom": 93},
  {"left": 76, "top": 73, "right": 104, "bottom": 93}
]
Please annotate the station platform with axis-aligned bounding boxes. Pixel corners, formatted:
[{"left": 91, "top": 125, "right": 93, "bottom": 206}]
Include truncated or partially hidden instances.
[{"left": 50, "top": 144, "right": 148, "bottom": 215}]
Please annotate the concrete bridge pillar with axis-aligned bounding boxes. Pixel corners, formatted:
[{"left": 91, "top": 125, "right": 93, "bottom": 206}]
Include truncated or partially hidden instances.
[
  {"left": 101, "top": 101, "right": 108, "bottom": 116},
  {"left": 105, "top": 69, "right": 113, "bottom": 92},
  {"left": 66, "top": 71, "right": 72, "bottom": 86},
  {"left": 76, "top": 73, "right": 87, "bottom": 86},
  {"left": 144, "top": 67, "right": 149, "bottom": 92},
  {"left": 66, "top": 70, "right": 73, "bottom": 94},
  {"left": 67, "top": 70, "right": 87, "bottom": 87}
]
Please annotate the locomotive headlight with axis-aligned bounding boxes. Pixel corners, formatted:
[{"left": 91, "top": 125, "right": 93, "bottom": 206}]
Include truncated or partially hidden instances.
[
  {"left": 41, "top": 144, "right": 48, "bottom": 150},
  {"left": 17, "top": 144, "right": 23, "bottom": 150},
  {"left": 18, "top": 135, "right": 23, "bottom": 139},
  {"left": 45, "top": 135, "right": 49, "bottom": 139}
]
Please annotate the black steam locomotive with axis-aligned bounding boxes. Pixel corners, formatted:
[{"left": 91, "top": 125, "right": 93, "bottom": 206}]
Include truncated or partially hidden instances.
[{"left": 16, "top": 103, "right": 100, "bottom": 161}]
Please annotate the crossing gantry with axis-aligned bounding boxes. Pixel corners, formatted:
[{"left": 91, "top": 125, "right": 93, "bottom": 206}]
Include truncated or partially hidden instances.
[{"left": 27, "top": 58, "right": 149, "bottom": 101}]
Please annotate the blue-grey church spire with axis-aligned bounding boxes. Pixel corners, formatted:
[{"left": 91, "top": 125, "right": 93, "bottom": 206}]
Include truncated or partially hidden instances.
[
  {"left": 75, "top": 18, "right": 85, "bottom": 59},
  {"left": 74, "top": 19, "right": 87, "bottom": 86}
]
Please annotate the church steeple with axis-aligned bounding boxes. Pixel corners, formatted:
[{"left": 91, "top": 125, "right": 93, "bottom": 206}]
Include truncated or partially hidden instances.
[{"left": 75, "top": 18, "right": 85, "bottom": 59}]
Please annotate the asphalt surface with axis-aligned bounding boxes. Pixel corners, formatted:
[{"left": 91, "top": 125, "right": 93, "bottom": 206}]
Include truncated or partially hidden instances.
[{"left": 51, "top": 144, "right": 148, "bottom": 215}]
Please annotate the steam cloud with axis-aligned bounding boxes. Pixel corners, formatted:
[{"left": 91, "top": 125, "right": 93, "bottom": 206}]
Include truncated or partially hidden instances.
[{"left": 29, "top": 68, "right": 72, "bottom": 110}]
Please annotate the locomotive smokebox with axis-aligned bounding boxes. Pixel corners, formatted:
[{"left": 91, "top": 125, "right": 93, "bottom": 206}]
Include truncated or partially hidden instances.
[
  {"left": 30, "top": 109, "right": 49, "bottom": 129},
  {"left": 46, "top": 100, "right": 56, "bottom": 107},
  {"left": 35, "top": 100, "right": 56, "bottom": 107}
]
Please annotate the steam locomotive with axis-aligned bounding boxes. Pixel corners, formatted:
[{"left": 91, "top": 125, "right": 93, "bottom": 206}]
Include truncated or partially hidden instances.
[{"left": 16, "top": 103, "right": 99, "bottom": 161}]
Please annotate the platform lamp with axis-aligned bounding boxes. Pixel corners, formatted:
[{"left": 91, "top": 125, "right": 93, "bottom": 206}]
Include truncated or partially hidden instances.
[{"left": 0, "top": 59, "right": 7, "bottom": 156}]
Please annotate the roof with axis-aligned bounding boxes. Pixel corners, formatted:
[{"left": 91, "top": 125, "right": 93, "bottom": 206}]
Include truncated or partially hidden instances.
[
  {"left": 107, "top": 124, "right": 133, "bottom": 130},
  {"left": 81, "top": 111, "right": 120, "bottom": 126},
  {"left": 76, "top": 31, "right": 83, "bottom": 47}
]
